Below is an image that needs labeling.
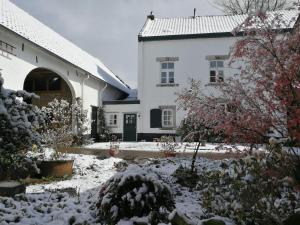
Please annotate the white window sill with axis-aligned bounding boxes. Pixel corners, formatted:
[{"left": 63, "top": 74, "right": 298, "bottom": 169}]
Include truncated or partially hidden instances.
[
  {"left": 205, "top": 82, "right": 225, "bottom": 86},
  {"left": 156, "top": 83, "right": 179, "bottom": 87},
  {"left": 108, "top": 125, "right": 118, "bottom": 128}
]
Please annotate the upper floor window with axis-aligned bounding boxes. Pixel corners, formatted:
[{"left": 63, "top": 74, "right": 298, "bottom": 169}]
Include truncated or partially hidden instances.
[
  {"left": 161, "top": 62, "right": 175, "bottom": 84},
  {"left": 108, "top": 114, "right": 118, "bottom": 127},
  {"left": 162, "top": 108, "right": 174, "bottom": 127},
  {"left": 0, "top": 40, "right": 15, "bottom": 55},
  {"left": 210, "top": 60, "right": 224, "bottom": 83}
]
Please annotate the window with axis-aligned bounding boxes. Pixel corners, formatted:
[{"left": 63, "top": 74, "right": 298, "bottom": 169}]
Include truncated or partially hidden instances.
[
  {"left": 161, "top": 62, "right": 175, "bottom": 84},
  {"left": 108, "top": 114, "right": 118, "bottom": 126},
  {"left": 210, "top": 60, "right": 224, "bottom": 83},
  {"left": 162, "top": 109, "right": 174, "bottom": 127},
  {"left": 0, "top": 40, "right": 15, "bottom": 55}
]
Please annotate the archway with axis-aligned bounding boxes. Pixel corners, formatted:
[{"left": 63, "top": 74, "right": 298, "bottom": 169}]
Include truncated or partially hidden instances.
[{"left": 23, "top": 68, "right": 73, "bottom": 107}]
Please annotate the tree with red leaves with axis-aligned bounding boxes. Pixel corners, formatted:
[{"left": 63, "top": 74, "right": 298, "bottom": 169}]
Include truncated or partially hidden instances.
[{"left": 177, "top": 10, "right": 300, "bottom": 146}]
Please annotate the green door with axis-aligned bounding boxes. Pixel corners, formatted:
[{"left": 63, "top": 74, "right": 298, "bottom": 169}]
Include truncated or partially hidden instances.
[{"left": 123, "top": 114, "right": 137, "bottom": 141}]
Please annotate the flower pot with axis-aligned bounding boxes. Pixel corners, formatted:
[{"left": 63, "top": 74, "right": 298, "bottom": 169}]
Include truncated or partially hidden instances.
[
  {"left": 0, "top": 181, "right": 26, "bottom": 197},
  {"left": 39, "top": 160, "right": 74, "bottom": 178},
  {"left": 164, "top": 151, "right": 177, "bottom": 158},
  {"left": 109, "top": 148, "right": 120, "bottom": 157}
]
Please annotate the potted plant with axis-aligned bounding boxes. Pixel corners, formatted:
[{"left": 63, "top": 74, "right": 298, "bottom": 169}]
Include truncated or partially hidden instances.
[
  {"left": 39, "top": 99, "right": 75, "bottom": 178},
  {"left": 159, "top": 136, "right": 180, "bottom": 157},
  {"left": 109, "top": 135, "right": 120, "bottom": 157},
  {"left": 0, "top": 73, "right": 44, "bottom": 196}
]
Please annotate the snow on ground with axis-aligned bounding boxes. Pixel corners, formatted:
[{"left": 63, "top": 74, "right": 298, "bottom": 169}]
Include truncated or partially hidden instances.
[
  {"left": 0, "top": 153, "right": 232, "bottom": 225},
  {"left": 27, "top": 154, "right": 122, "bottom": 193},
  {"left": 0, "top": 154, "right": 122, "bottom": 225},
  {"left": 86, "top": 141, "right": 254, "bottom": 153}
]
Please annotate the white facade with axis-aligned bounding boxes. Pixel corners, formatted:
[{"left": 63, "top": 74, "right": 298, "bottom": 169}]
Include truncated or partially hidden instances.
[
  {"left": 105, "top": 11, "right": 298, "bottom": 141},
  {"left": 0, "top": 0, "right": 130, "bottom": 138}
]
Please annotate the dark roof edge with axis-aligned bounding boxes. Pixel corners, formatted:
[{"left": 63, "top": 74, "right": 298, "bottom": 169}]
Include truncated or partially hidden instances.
[
  {"left": 138, "top": 27, "right": 294, "bottom": 42},
  {"left": 103, "top": 100, "right": 140, "bottom": 105}
]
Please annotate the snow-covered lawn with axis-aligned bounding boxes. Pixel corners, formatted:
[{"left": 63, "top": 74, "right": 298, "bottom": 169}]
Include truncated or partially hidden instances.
[{"left": 86, "top": 141, "right": 252, "bottom": 153}]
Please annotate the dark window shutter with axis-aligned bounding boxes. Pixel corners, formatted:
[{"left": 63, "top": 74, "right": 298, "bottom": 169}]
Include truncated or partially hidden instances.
[{"left": 150, "top": 109, "right": 162, "bottom": 128}]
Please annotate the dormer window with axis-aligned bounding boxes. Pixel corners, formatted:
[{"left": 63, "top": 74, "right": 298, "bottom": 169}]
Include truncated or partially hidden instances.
[
  {"left": 161, "top": 62, "right": 175, "bottom": 84},
  {"left": 210, "top": 60, "right": 224, "bottom": 83}
]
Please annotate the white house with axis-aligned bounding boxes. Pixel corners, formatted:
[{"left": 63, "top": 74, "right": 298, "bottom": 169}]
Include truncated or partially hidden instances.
[
  {"left": 104, "top": 10, "right": 299, "bottom": 141},
  {"left": 0, "top": 0, "right": 131, "bottom": 139}
]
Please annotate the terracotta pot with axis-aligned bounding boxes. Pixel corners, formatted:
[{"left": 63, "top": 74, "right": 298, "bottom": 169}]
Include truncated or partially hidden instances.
[
  {"left": 39, "top": 160, "right": 74, "bottom": 178},
  {"left": 109, "top": 148, "right": 120, "bottom": 157},
  {"left": 164, "top": 151, "right": 177, "bottom": 158}
]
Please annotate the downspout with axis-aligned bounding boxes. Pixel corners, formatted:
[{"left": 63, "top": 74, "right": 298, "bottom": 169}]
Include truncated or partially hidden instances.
[{"left": 99, "top": 83, "right": 108, "bottom": 107}]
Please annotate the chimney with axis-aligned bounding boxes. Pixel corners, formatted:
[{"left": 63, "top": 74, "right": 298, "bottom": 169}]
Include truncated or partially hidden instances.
[
  {"left": 193, "top": 8, "right": 196, "bottom": 18},
  {"left": 147, "top": 11, "right": 155, "bottom": 20}
]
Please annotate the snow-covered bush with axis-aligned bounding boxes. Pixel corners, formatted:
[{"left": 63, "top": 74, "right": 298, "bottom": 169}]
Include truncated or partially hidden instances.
[
  {"left": 198, "top": 152, "right": 300, "bottom": 225},
  {"left": 159, "top": 135, "right": 179, "bottom": 153},
  {"left": 41, "top": 99, "right": 73, "bottom": 158},
  {"left": 72, "top": 98, "right": 92, "bottom": 146},
  {"left": 97, "top": 106, "right": 111, "bottom": 142},
  {"left": 0, "top": 73, "right": 44, "bottom": 179},
  {"left": 97, "top": 165, "right": 175, "bottom": 224}
]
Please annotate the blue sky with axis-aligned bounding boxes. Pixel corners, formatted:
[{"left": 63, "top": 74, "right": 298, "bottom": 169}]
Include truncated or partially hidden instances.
[{"left": 12, "top": 0, "right": 221, "bottom": 88}]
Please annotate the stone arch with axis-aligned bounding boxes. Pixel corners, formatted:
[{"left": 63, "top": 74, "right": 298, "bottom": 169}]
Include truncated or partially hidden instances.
[{"left": 23, "top": 67, "right": 75, "bottom": 107}]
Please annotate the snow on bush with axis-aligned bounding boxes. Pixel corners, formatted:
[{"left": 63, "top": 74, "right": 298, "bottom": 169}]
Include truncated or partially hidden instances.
[
  {"left": 41, "top": 98, "right": 91, "bottom": 157},
  {"left": 198, "top": 151, "right": 300, "bottom": 225},
  {"left": 97, "top": 165, "right": 175, "bottom": 224},
  {"left": 0, "top": 73, "right": 44, "bottom": 179},
  {"left": 41, "top": 99, "right": 73, "bottom": 158},
  {"left": 72, "top": 98, "right": 92, "bottom": 146}
]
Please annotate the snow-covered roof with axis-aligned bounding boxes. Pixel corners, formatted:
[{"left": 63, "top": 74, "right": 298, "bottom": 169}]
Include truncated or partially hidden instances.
[
  {"left": 0, "top": 0, "right": 130, "bottom": 94},
  {"left": 139, "top": 10, "right": 300, "bottom": 41}
]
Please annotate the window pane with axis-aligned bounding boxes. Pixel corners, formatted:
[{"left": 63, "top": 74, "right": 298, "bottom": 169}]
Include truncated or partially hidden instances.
[
  {"left": 161, "top": 72, "right": 167, "bottom": 83},
  {"left": 48, "top": 76, "right": 61, "bottom": 91},
  {"left": 168, "top": 62, "right": 174, "bottom": 69},
  {"left": 210, "top": 61, "right": 216, "bottom": 68},
  {"left": 210, "top": 70, "right": 216, "bottom": 83},
  {"left": 161, "top": 63, "right": 168, "bottom": 69},
  {"left": 217, "top": 61, "right": 224, "bottom": 68},
  {"left": 218, "top": 70, "right": 224, "bottom": 82},
  {"left": 169, "top": 72, "right": 174, "bottom": 83}
]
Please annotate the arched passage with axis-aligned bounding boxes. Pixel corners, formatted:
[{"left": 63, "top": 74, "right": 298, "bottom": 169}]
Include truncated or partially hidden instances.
[{"left": 23, "top": 68, "right": 74, "bottom": 107}]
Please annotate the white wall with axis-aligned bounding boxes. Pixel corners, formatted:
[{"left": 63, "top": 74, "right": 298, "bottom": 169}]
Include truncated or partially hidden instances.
[
  {"left": 138, "top": 36, "right": 240, "bottom": 134},
  {"left": 104, "top": 103, "right": 141, "bottom": 136},
  {"left": 0, "top": 27, "right": 125, "bottom": 126}
]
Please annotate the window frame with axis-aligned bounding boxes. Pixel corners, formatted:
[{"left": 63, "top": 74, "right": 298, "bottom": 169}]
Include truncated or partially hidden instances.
[
  {"left": 161, "top": 108, "right": 174, "bottom": 128},
  {"left": 209, "top": 60, "right": 224, "bottom": 83},
  {"left": 108, "top": 113, "right": 118, "bottom": 127},
  {"left": 160, "top": 62, "right": 175, "bottom": 84}
]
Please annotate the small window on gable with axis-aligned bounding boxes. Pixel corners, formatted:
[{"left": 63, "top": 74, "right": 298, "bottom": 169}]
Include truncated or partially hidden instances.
[
  {"left": 161, "top": 62, "right": 175, "bottom": 84},
  {"left": 210, "top": 60, "right": 224, "bottom": 83},
  {"left": 108, "top": 114, "right": 118, "bottom": 127}
]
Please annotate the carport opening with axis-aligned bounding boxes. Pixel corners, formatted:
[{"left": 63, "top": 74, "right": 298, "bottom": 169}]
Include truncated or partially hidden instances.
[{"left": 23, "top": 68, "right": 72, "bottom": 107}]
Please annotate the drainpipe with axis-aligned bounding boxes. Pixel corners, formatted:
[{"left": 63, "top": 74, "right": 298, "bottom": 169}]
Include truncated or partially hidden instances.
[{"left": 99, "top": 83, "right": 108, "bottom": 107}]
